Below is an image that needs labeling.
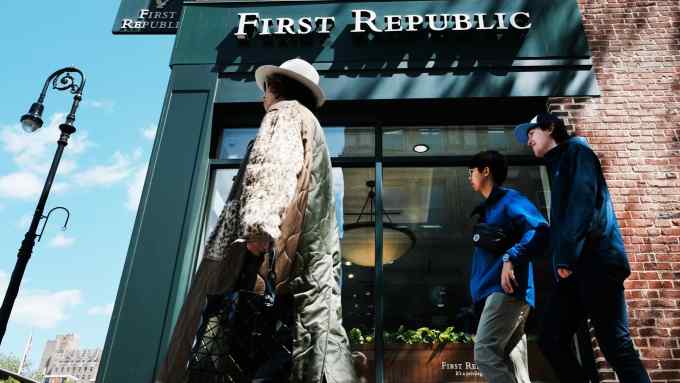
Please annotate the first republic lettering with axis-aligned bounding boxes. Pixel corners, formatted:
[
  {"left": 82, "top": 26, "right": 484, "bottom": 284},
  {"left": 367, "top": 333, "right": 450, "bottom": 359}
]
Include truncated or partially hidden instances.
[
  {"left": 351, "top": 9, "right": 531, "bottom": 32},
  {"left": 120, "top": 9, "right": 180, "bottom": 30},
  {"left": 234, "top": 9, "right": 531, "bottom": 38}
]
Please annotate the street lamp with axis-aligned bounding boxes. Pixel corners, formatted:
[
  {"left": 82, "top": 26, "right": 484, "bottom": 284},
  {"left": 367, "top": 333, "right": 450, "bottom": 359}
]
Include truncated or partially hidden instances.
[{"left": 0, "top": 67, "right": 86, "bottom": 344}]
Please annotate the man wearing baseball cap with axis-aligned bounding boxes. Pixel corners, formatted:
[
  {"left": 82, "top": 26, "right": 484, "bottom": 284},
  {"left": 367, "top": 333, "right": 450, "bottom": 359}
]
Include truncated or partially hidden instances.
[{"left": 514, "top": 113, "right": 650, "bottom": 382}]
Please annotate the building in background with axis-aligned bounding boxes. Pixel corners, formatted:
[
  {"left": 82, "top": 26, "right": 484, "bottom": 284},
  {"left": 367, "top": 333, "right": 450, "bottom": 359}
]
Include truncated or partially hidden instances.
[
  {"left": 43, "top": 375, "right": 79, "bottom": 383},
  {"left": 39, "top": 334, "right": 101, "bottom": 383}
]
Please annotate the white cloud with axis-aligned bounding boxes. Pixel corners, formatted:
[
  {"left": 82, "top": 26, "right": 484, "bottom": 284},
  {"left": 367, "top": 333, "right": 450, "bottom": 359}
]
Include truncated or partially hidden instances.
[
  {"left": 126, "top": 164, "right": 148, "bottom": 211},
  {"left": 0, "top": 171, "right": 43, "bottom": 199},
  {"left": 142, "top": 124, "right": 157, "bottom": 140},
  {"left": 17, "top": 213, "right": 32, "bottom": 229},
  {"left": 87, "top": 303, "right": 114, "bottom": 317},
  {"left": 49, "top": 233, "right": 75, "bottom": 248},
  {"left": 73, "top": 151, "right": 135, "bottom": 187},
  {"left": 132, "top": 147, "right": 143, "bottom": 160},
  {"left": 0, "top": 114, "right": 92, "bottom": 173},
  {"left": 52, "top": 181, "right": 70, "bottom": 194},
  {"left": 0, "top": 271, "right": 82, "bottom": 329},
  {"left": 59, "top": 159, "right": 78, "bottom": 175},
  {"left": 84, "top": 99, "right": 115, "bottom": 112}
]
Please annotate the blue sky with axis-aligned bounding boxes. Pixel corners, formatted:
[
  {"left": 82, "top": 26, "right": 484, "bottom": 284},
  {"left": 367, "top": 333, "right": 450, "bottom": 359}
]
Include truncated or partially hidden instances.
[{"left": 0, "top": 0, "right": 173, "bottom": 370}]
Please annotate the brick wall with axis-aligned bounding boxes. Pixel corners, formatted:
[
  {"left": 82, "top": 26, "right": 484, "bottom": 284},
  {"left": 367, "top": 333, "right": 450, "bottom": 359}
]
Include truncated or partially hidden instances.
[{"left": 548, "top": 0, "right": 680, "bottom": 381}]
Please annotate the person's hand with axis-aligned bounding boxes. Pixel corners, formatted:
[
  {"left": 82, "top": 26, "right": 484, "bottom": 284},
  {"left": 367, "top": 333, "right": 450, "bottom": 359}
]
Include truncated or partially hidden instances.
[
  {"left": 557, "top": 267, "right": 573, "bottom": 279},
  {"left": 501, "top": 261, "right": 517, "bottom": 294},
  {"left": 246, "top": 237, "right": 271, "bottom": 255}
]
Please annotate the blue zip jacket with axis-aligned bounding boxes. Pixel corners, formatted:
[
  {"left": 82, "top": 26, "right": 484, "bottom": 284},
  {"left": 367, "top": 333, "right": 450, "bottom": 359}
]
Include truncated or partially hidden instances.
[
  {"left": 469, "top": 187, "right": 549, "bottom": 307},
  {"left": 544, "top": 137, "right": 631, "bottom": 282}
]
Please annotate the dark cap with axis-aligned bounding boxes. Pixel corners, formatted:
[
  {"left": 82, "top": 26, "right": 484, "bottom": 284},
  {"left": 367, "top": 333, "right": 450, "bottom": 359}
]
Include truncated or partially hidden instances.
[{"left": 514, "top": 113, "right": 565, "bottom": 144}]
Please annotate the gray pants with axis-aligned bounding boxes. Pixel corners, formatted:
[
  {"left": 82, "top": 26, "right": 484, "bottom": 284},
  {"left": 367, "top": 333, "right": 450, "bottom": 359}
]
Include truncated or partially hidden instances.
[{"left": 474, "top": 292, "right": 531, "bottom": 383}]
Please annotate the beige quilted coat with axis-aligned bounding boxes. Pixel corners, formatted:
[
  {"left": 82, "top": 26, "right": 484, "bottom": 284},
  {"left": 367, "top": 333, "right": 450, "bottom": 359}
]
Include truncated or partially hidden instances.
[{"left": 156, "top": 100, "right": 357, "bottom": 383}]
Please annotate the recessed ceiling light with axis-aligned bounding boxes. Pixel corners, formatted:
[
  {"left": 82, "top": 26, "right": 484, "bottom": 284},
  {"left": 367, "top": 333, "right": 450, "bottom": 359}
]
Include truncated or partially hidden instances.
[
  {"left": 348, "top": 273, "right": 355, "bottom": 279},
  {"left": 413, "top": 144, "right": 429, "bottom": 153},
  {"left": 344, "top": 261, "right": 352, "bottom": 266}
]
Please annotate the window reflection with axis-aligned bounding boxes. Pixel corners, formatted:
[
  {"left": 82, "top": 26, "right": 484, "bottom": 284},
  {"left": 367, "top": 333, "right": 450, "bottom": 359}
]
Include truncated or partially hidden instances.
[
  {"left": 379, "top": 166, "right": 555, "bottom": 383},
  {"left": 216, "top": 127, "right": 374, "bottom": 159},
  {"left": 206, "top": 125, "right": 556, "bottom": 382},
  {"left": 383, "top": 126, "right": 533, "bottom": 157},
  {"left": 217, "top": 129, "right": 257, "bottom": 159}
]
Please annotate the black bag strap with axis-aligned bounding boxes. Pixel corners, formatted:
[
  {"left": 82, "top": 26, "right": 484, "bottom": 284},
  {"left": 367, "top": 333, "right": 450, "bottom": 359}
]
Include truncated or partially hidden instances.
[{"left": 263, "top": 248, "right": 278, "bottom": 308}]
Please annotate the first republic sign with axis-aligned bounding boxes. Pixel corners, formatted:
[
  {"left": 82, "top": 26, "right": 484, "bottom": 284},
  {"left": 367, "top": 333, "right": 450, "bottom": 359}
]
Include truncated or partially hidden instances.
[
  {"left": 113, "top": 0, "right": 181, "bottom": 34},
  {"left": 234, "top": 10, "right": 532, "bottom": 39}
]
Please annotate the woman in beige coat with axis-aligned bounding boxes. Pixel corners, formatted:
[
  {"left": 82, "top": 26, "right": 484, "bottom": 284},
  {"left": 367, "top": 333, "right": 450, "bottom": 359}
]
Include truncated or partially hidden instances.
[{"left": 157, "top": 58, "right": 357, "bottom": 383}]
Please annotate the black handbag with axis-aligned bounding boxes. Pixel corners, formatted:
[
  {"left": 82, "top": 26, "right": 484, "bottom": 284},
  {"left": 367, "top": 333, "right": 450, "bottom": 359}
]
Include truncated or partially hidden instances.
[
  {"left": 186, "top": 248, "right": 293, "bottom": 382},
  {"left": 472, "top": 222, "right": 517, "bottom": 255}
]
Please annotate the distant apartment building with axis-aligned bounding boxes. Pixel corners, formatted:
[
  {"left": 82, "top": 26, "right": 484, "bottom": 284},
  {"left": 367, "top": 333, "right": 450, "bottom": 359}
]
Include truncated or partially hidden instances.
[
  {"left": 39, "top": 334, "right": 102, "bottom": 383},
  {"left": 43, "top": 375, "right": 79, "bottom": 383}
]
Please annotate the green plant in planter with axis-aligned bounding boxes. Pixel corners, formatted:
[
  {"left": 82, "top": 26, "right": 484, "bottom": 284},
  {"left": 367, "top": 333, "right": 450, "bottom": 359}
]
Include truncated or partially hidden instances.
[
  {"left": 349, "top": 326, "right": 474, "bottom": 346},
  {"left": 416, "top": 327, "right": 440, "bottom": 344},
  {"left": 349, "top": 327, "right": 365, "bottom": 345},
  {"left": 438, "top": 326, "right": 474, "bottom": 344}
]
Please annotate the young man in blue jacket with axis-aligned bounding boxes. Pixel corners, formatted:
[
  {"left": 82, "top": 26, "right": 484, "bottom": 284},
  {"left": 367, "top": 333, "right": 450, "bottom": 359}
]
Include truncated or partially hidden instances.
[
  {"left": 468, "top": 151, "right": 548, "bottom": 383},
  {"left": 514, "top": 113, "right": 650, "bottom": 383}
]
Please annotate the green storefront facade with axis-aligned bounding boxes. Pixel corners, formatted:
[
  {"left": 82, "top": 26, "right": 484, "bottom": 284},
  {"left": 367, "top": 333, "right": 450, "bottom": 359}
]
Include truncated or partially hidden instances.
[{"left": 101, "top": 1, "right": 600, "bottom": 382}]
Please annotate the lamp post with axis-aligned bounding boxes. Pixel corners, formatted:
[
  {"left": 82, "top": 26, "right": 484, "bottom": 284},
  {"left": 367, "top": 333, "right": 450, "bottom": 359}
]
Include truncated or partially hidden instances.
[{"left": 0, "top": 67, "right": 85, "bottom": 344}]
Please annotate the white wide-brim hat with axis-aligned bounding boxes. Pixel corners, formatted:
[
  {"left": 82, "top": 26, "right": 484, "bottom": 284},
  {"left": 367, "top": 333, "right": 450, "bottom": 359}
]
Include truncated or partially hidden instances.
[{"left": 255, "top": 58, "right": 326, "bottom": 107}]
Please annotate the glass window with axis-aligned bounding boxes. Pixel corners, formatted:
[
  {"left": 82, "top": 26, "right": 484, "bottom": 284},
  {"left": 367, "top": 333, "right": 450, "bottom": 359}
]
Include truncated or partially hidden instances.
[
  {"left": 378, "top": 166, "right": 555, "bottom": 382},
  {"left": 215, "top": 127, "right": 375, "bottom": 159},
  {"left": 324, "top": 127, "right": 374, "bottom": 157},
  {"left": 217, "top": 128, "right": 258, "bottom": 159},
  {"left": 383, "top": 126, "right": 532, "bottom": 157},
  {"left": 197, "top": 169, "right": 238, "bottom": 265},
  {"left": 204, "top": 169, "right": 238, "bottom": 238},
  {"left": 204, "top": 118, "right": 558, "bottom": 382},
  {"left": 338, "top": 168, "right": 377, "bottom": 380}
]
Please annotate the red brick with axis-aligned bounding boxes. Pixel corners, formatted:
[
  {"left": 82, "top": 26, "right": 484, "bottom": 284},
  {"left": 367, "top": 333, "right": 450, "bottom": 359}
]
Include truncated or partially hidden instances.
[
  {"left": 643, "top": 347, "right": 674, "bottom": 359},
  {"left": 639, "top": 271, "right": 661, "bottom": 280},
  {"left": 649, "top": 280, "right": 674, "bottom": 289},
  {"left": 639, "top": 327, "right": 671, "bottom": 337},
  {"left": 641, "top": 359, "right": 661, "bottom": 370},
  {"left": 625, "top": 280, "right": 650, "bottom": 289},
  {"left": 660, "top": 290, "right": 680, "bottom": 299},
  {"left": 649, "top": 338, "right": 679, "bottom": 348},
  {"left": 630, "top": 318, "right": 658, "bottom": 327},
  {"left": 651, "top": 370, "right": 680, "bottom": 380},
  {"left": 660, "top": 360, "right": 680, "bottom": 370}
]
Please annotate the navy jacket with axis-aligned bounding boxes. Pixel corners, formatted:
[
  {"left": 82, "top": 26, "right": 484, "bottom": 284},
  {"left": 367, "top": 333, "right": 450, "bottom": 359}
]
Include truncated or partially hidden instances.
[
  {"left": 469, "top": 187, "right": 549, "bottom": 307},
  {"left": 544, "top": 137, "right": 631, "bottom": 282}
]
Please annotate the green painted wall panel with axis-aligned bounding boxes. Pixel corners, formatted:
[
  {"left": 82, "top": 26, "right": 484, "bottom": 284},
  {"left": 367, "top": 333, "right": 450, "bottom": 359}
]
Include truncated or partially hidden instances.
[
  {"left": 217, "top": 67, "right": 599, "bottom": 103},
  {"left": 154, "top": 66, "right": 217, "bottom": 370},
  {"left": 99, "top": 87, "right": 212, "bottom": 383}
]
